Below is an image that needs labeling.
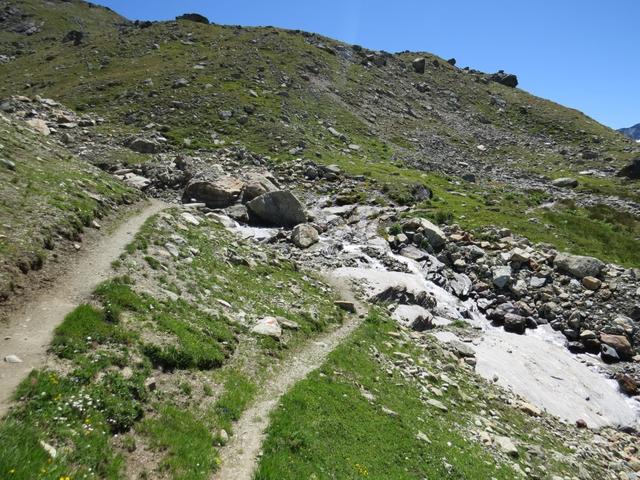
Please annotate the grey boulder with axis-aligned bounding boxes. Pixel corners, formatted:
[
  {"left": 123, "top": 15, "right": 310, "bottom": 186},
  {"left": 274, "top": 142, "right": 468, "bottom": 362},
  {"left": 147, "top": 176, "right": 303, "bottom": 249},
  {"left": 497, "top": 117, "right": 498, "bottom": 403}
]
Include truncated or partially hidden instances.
[
  {"left": 127, "top": 137, "right": 161, "bottom": 154},
  {"left": 552, "top": 177, "right": 579, "bottom": 188},
  {"left": 402, "top": 218, "right": 446, "bottom": 250},
  {"left": 183, "top": 177, "right": 244, "bottom": 208},
  {"left": 247, "top": 191, "right": 306, "bottom": 228},
  {"left": 492, "top": 266, "right": 512, "bottom": 289},
  {"left": 291, "top": 223, "right": 319, "bottom": 249},
  {"left": 242, "top": 173, "right": 278, "bottom": 202},
  {"left": 251, "top": 316, "right": 282, "bottom": 338},
  {"left": 554, "top": 252, "right": 604, "bottom": 279},
  {"left": 412, "top": 57, "right": 426, "bottom": 74}
]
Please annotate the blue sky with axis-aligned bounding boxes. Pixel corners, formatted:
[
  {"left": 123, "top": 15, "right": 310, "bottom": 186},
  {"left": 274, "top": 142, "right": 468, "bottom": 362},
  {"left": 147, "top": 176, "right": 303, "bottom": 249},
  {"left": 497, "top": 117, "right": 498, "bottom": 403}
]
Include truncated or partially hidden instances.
[{"left": 96, "top": 0, "right": 639, "bottom": 129}]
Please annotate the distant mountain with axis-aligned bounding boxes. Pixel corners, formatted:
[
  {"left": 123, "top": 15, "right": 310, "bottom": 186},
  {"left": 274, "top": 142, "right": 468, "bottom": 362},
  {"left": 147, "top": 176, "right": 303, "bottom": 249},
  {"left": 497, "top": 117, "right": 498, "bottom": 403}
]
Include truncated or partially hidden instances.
[{"left": 618, "top": 123, "right": 640, "bottom": 140}]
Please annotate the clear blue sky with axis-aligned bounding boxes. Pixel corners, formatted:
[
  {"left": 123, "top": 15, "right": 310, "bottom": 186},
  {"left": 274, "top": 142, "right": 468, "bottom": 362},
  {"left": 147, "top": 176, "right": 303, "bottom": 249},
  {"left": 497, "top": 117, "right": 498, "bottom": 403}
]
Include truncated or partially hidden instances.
[{"left": 96, "top": 0, "right": 639, "bottom": 129}]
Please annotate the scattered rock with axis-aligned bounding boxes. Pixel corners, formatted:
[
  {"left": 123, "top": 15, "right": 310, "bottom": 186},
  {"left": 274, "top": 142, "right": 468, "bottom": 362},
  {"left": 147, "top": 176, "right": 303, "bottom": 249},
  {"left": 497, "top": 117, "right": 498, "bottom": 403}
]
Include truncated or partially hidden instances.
[
  {"left": 600, "top": 344, "right": 620, "bottom": 363},
  {"left": 251, "top": 316, "right": 282, "bottom": 338},
  {"left": 291, "top": 223, "right": 319, "bottom": 248},
  {"left": 582, "top": 276, "right": 602, "bottom": 290},
  {"left": 1, "top": 159, "right": 16, "bottom": 170},
  {"left": 216, "top": 429, "right": 229, "bottom": 445},
  {"left": 489, "top": 71, "right": 518, "bottom": 88},
  {"left": 492, "top": 266, "right": 512, "bottom": 289},
  {"left": 127, "top": 137, "right": 161, "bottom": 154},
  {"left": 494, "top": 436, "right": 518, "bottom": 457},
  {"left": 4, "top": 354, "right": 22, "bottom": 363},
  {"left": 617, "top": 158, "right": 640, "bottom": 180},
  {"left": 39, "top": 441, "right": 57, "bottom": 459},
  {"left": 412, "top": 57, "right": 426, "bottom": 74},
  {"left": 552, "top": 177, "right": 579, "bottom": 188},
  {"left": 503, "top": 313, "right": 526, "bottom": 334},
  {"left": 600, "top": 333, "right": 633, "bottom": 360},
  {"left": 26, "top": 118, "right": 50, "bottom": 136},
  {"left": 176, "top": 13, "right": 210, "bottom": 24},
  {"left": 335, "top": 300, "right": 357, "bottom": 313},
  {"left": 145, "top": 377, "right": 157, "bottom": 391},
  {"left": 180, "top": 212, "right": 200, "bottom": 226},
  {"left": 426, "top": 398, "right": 448, "bottom": 412},
  {"left": 402, "top": 218, "right": 446, "bottom": 250},
  {"left": 62, "top": 30, "right": 84, "bottom": 46},
  {"left": 242, "top": 173, "right": 278, "bottom": 202},
  {"left": 518, "top": 402, "right": 542, "bottom": 417},
  {"left": 616, "top": 373, "right": 639, "bottom": 395},
  {"left": 172, "top": 78, "right": 189, "bottom": 89}
]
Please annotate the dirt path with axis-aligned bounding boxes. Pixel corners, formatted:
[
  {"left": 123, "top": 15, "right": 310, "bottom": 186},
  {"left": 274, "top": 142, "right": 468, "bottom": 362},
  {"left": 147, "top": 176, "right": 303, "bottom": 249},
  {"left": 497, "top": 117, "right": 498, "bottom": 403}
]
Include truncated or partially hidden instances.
[
  {"left": 213, "top": 274, "right": 365, "bottom": 480},
  {"left": 0, "top": 199, "right": 167, "bottom": 417}
]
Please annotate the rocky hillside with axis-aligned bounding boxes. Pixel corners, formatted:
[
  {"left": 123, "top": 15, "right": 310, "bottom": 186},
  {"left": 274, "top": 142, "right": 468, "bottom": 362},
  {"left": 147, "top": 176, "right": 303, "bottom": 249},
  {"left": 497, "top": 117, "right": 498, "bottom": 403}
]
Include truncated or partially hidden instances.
[
  {"left": 619, "top": 123, "right": 640, "bottom": 141},
  {"left": 2, "top": 0, "right": 640, "bottom": 266},
  {"left": 0, "top": 105, "right": 137, "bottom": 303},
  {"left": 0, "top": 1, "right": 639, "bottom": 480}
]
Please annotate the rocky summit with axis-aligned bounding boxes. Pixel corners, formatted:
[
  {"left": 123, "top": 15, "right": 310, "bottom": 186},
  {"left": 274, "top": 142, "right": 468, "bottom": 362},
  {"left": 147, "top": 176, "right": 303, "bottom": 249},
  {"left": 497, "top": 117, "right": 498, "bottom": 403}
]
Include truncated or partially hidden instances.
[{"left": 0, "top": 1, "right": 639, "bottom": 480}]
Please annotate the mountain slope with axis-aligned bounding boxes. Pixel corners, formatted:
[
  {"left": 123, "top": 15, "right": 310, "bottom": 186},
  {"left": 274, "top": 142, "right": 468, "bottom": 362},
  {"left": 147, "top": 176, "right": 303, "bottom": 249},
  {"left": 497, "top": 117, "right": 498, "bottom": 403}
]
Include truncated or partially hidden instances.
[
  {"left": 2, "top": 0, "right": 640, "bottom": 266},
  {"left": 1, "top": 2, "right": 639, "bottom": 480},
  {"left": 619, "top": 122, "right": 640, "bottom": 140},
  {"left": 1, "top": 0, "right": 638, "bottom": 176}
]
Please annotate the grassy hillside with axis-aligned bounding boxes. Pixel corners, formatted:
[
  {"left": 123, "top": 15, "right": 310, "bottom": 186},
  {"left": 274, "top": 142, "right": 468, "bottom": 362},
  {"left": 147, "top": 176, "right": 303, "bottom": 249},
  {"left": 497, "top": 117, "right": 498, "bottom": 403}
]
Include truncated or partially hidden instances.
[
  {"left": 0, "top": 112, "right": 136, "bottom": 301},
  {"left": 0, "top": 208, "right": 345, "bottom": 479},
  {"left": 1, "top": 0, "right": 636, "bottom": 171}
]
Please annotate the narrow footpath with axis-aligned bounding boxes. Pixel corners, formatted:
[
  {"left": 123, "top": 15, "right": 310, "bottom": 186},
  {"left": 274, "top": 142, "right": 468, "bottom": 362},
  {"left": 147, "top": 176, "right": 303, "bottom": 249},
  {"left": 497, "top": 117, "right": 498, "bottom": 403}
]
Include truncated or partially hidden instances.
[
  {"left": 0, "top": 199, "right": 167, "bottom": 417},
  {"left": 213, "top": 275, "right": 365, "bottom": 480}
]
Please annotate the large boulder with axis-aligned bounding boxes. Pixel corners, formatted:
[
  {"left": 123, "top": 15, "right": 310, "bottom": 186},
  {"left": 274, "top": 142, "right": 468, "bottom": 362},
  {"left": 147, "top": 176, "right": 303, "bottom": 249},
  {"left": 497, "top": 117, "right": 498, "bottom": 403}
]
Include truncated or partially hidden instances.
[
  {"left": 504, "top": 313, "right": 527, "bottom": 335},
  {"left": 251, "top": 317, "right": 281, "bottom": 338},
  {"left": 554, "top": 252, "right": 604, "bottom": 279},
  {"left": 127, "top": 137, "right": 161, "bottom": 154},
  {"left": 291, "top": 223, "right": 319, "bottom": 248},
  {"left": 412, "top": 57, "right": 426, "bottom": 74},
  {"left": 617, "top": 158, "right": 640, "bottom": 180},
  {"left": 62, "top": 30, "right": 84, "bottom": 45},
  {"left": 246, "top": 191, "right": 306, "bottom": 227},
  {"left": 490, "top": 71, "right": 518, "bottom": 88},
  {"left": 552, "top": 177, "right": 579, "bottom": 188},
  {"left": 242, "top": 173, "right": 278, "bottom": 202},
  {"left": 182, "top": 177, "right": 244, "bottom": 208}
]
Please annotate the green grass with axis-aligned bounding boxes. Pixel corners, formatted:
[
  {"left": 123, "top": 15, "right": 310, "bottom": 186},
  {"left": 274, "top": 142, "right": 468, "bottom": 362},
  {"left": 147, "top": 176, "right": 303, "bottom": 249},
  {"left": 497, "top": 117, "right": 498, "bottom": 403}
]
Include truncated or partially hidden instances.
[
  {"left": 138, "top": 405, "right": 219, "bottom": 480},
  {"left": 0, "top": 115, "right": 136, "bottom": 298},
  {"left": 538, "top": 203, "right": 640, "bottom": 265},
  {"left": 256, "top": 313, "right": 516, "bottom": 479},
  {"left": 256, "top": 311, "right": 593, "bottom": 479},
  {"left": 0, "top": 365, "right": 144, "bottom": 479},
  {"left": 213, "top": 371, "right": 257, "bottom": 434},
  {"left": 51, "top": 304, "right": 134, "bottom": 359},
  {"left": 142, "top": 300, "right": 235, "bottom": 370},
  {"left": 0, "top": 209, "right": 347, "bottom": 479}
]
